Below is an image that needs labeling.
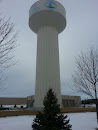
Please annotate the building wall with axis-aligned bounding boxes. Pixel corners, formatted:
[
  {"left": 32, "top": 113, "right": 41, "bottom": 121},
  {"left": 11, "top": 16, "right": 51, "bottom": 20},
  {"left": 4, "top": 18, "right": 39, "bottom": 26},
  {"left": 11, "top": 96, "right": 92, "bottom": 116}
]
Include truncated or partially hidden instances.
[
  {"left": 27, "top": 95, "right": 81, "bottom": 108},
  {"left": 0, "top": 95, "right": 81, "bottom": 107},
  {"left": 61, "top": 95, "right": 81, "bottom": 107},
  {"left": 0, "top": 98, "right": 27, "bottom": 105}
]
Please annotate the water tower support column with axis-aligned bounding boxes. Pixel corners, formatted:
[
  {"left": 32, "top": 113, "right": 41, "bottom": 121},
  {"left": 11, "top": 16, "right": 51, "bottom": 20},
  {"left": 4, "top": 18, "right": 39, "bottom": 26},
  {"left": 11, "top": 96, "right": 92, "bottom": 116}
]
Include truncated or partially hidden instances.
[{"left": 35, "top": 26, "right": 61, "bottom": 108}]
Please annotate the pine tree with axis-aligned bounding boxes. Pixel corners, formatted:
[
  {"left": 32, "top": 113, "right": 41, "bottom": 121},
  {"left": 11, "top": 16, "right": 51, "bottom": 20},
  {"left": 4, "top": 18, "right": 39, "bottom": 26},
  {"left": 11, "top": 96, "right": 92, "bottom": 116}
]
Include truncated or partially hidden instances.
[{"left": 32, "top": 89, "right": 72, "bottom": 130}]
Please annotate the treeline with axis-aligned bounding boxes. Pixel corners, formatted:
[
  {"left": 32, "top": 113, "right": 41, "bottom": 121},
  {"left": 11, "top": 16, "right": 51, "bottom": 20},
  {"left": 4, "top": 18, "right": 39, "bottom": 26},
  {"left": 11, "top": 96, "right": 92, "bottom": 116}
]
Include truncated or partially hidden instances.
[{"left": 81, "top": 99, "right": 98, "bottom": 104}]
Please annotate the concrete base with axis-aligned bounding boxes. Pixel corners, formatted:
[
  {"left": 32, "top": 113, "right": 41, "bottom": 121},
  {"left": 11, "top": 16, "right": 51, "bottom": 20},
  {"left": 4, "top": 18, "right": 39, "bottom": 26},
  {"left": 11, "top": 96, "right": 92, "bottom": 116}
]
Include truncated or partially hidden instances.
[{"left": 26, "top": 107, "right": 43, "bottom": 111}]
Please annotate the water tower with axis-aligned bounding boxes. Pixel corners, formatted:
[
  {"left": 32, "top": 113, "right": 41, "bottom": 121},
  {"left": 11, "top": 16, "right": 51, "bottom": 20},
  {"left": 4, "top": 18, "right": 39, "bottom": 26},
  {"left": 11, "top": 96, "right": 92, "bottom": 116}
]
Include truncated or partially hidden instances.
[{"left": 29, "top": 0, "right": 66, "bottom": 109}]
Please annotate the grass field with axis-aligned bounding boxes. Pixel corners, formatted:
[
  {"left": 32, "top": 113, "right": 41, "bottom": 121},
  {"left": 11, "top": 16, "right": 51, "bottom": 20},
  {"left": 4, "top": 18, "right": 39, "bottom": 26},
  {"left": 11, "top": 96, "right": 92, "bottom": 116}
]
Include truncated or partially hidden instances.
[{"left": 0, "top": 107, "right": 96, "bottom": 117}]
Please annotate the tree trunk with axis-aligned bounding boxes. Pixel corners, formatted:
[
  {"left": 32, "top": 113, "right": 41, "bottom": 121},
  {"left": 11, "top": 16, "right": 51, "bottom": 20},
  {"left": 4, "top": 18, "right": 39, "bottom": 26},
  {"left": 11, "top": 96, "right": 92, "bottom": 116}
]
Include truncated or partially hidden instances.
[{"left": 95, "top": 87, "right": 98, "bottom": 123}]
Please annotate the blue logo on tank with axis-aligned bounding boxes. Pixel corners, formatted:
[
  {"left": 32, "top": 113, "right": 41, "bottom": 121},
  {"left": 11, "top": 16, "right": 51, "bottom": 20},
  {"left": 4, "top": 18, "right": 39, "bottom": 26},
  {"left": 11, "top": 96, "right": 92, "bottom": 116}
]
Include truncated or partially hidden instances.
[{"left": 45, "top": 0, "right": 57, "bottom": 9}]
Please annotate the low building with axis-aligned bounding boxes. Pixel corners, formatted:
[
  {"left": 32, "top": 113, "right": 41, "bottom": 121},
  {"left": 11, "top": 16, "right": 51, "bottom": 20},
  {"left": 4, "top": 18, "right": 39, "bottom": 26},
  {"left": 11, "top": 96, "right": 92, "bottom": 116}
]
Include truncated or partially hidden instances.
[
  {"left": 0, "top": 97, "right": 27, "bottom": 105},
  {"left": 0, "top": 95, "right": 81, "bottom": 108},
  {"left": 27, "top": 95, "right": 81, "bottom": 108},
  {"left": 62, "top": 95, "right": 81, "bottom": 108}
]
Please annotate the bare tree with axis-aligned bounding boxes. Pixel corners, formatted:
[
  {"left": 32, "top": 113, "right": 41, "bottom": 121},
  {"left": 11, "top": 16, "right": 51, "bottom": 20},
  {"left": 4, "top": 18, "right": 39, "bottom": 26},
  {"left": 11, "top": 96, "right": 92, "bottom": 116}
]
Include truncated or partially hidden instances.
[
  {"left": 72, "top": 46, "right": 98, "bottom": 122},
  {"left": 0, "top": 14, "right": 18, "bottom": 89}
]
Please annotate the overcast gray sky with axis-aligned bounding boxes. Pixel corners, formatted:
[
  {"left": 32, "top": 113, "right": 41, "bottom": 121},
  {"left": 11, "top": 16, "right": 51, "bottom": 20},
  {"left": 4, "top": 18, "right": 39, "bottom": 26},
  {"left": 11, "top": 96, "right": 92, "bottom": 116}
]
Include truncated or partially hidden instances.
[{"left": 0, "top": 0, "right": 98, "bottom": 99}]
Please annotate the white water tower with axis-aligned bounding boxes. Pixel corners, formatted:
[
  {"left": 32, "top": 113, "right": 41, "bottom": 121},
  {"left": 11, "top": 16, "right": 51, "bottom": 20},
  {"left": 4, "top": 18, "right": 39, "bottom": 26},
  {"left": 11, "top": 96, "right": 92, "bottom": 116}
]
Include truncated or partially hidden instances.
[{"left": 29, "top": 0, "right": 66, "bottom": 109}]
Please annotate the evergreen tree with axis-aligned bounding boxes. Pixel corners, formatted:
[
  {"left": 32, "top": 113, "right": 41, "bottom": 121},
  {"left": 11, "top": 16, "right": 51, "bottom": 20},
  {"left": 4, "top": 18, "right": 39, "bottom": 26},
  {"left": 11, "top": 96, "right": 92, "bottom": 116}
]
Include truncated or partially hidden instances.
[{"left": 32, "top": 89, "right": 72, "bottom": 130}]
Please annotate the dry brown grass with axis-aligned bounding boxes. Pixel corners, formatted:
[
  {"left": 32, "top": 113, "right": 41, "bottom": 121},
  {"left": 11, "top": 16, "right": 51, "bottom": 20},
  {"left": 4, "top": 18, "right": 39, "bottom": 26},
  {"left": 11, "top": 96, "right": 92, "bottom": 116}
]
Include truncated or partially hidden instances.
[
  {"left": 0, "top": 110, "right": 39, "bottom": 117},
  {"left": 61, "top": 107, "right": 96, "bottom": 113},
  {"left": 0, "top": 108, "right": 96, "bottom": 117}
]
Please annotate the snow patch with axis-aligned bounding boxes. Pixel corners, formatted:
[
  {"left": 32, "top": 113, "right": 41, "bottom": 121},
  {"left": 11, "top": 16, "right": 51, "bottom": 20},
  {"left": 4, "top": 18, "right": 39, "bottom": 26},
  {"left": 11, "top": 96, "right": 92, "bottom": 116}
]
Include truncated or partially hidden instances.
[{"left": 0, "top": 112, "right": 97, "bottom": 130}]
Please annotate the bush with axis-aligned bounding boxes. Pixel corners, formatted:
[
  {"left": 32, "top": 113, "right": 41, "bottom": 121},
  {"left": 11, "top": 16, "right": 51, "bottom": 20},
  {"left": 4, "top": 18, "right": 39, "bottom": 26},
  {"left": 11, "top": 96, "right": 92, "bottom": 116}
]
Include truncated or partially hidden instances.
[
  {"left": 20, "top": 106, "right": 23, "bottom": 108},
  {"left": 32, "top": 89, "right": 72, "bottom": 130}
]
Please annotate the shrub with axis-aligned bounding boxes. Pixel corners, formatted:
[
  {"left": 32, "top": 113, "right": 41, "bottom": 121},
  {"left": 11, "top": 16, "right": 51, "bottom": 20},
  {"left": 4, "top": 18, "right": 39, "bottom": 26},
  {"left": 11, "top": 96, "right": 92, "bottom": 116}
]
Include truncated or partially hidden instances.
[{"left": 32, "top": 89, "right": 72, "bottom": 130}]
